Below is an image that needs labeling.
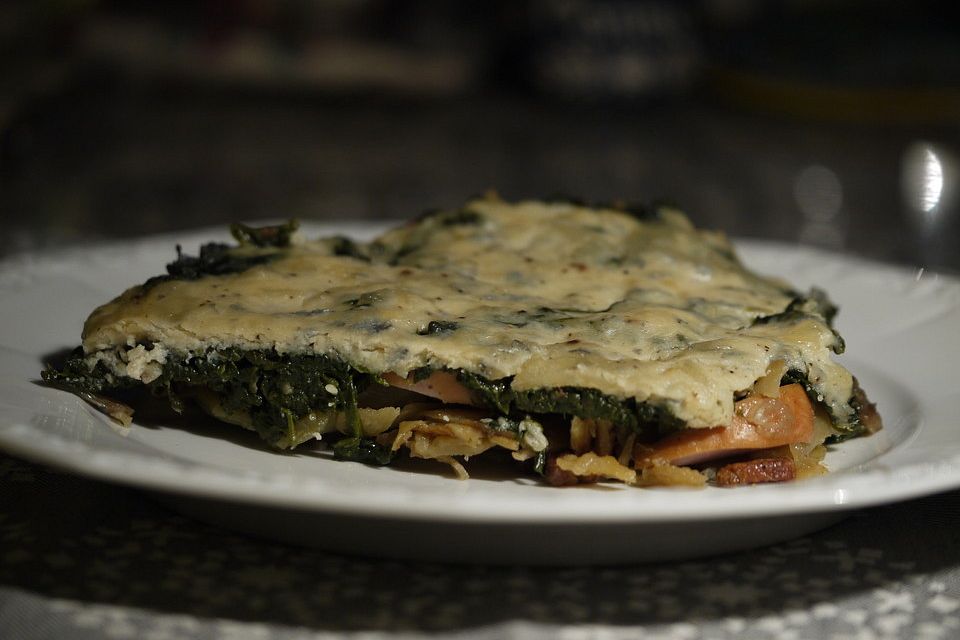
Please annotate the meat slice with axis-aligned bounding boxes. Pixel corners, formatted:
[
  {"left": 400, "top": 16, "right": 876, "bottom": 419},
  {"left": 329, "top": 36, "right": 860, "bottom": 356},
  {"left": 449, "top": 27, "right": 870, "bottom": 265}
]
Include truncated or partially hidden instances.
[
  {"left": 382, "top": 371, "right": 475, "bottom": 405},
  {"left": 716, "top": 457, "right": 796, "bottom": 486},
  {"left": 634, "top": 384, "right": 815, "bottom": 467}
]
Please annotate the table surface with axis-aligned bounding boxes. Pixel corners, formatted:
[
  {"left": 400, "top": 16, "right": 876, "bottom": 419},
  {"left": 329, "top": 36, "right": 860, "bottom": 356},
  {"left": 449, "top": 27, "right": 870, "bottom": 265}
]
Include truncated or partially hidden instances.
[
  {"left": 2, "top": 89, "right": 960, "bottom": 639},
  {"left": 4, "top": 88, "right": 960, "bottom": 273}
]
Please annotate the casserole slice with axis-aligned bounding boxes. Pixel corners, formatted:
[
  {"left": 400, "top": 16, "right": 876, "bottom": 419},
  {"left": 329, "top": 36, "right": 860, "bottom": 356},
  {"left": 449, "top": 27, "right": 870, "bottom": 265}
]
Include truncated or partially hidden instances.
[{"left": 44, "top": 196, "right": 881, "bottom": 486}]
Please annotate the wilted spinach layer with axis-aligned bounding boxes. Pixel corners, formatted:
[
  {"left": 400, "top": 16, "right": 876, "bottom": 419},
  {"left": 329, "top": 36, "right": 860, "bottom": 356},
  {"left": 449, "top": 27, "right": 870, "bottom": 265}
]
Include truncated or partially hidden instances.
[
  {"left": 44, "top": 347, "right": 372, "bottom": 453},
  {"left": 456, "top": 371, "right": 684, "bottom": 436},
  {"left": 141, "top": 220, "right": 300, "bottom": 291},
  {"left": 44, "top": 345, "right": 686, "bottom": 458},
  {"left": 44, "top": 345, "right": 868, "bottom": 465}
]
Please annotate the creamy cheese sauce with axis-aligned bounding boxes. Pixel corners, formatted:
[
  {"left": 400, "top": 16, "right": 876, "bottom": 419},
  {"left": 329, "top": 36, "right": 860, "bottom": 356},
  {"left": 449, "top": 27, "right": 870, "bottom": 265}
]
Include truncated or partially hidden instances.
[{"left": 82, "top": 198, "right": 854, "bottom": 428}]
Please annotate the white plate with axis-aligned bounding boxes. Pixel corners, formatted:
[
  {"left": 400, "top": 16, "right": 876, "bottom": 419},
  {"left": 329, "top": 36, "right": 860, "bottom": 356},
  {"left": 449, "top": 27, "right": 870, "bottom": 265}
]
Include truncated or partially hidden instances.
[{"left": 1, "top": 225, "right": 958, "bottom": 564}]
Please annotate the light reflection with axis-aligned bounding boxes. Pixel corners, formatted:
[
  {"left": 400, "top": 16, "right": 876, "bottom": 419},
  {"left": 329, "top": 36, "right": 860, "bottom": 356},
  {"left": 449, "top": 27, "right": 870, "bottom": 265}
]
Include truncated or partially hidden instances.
[
  {"left": 794, "top": 164, "right": 843, "bottom": 221},
  {"left": 833, "top": 488, "right": 847, "bottom": 505},
  {"left": 920, "top": 148, "right": 944, "bottom": 215},
  {"left": 901, "top": 142, "right": 958, "bottom": 267},
  {"left": 902, "top": 141, "right": 957, "bottom": 229},
  {"left": 794, "top": 164, "right": 845, "bottom": 249}
]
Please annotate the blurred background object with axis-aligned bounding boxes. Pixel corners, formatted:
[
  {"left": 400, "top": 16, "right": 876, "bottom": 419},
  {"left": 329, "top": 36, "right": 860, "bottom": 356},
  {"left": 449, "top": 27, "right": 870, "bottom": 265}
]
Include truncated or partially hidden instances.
[{"left": 1, "top": 0, "right": 958, "bottom": 270}]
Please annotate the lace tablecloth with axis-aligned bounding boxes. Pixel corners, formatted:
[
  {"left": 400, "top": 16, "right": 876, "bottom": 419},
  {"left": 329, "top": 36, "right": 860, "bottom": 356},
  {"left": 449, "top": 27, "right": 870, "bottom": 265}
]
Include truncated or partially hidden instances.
[{"left": 1, "top": 452, "right": 958, "bottom": 640}]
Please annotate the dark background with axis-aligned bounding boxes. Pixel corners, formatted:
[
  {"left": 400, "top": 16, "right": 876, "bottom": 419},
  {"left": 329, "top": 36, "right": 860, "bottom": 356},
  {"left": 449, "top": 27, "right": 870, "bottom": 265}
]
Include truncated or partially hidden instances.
[{"left": 2, "top": 0, "right": 958, "bottom": 269}]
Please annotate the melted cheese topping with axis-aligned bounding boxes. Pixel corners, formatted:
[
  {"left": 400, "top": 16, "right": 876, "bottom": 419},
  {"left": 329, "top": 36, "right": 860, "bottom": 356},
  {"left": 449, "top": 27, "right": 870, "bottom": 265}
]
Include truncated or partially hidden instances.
[{"left": 81, "top": 198, "right": 854, "bottom": 429}]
